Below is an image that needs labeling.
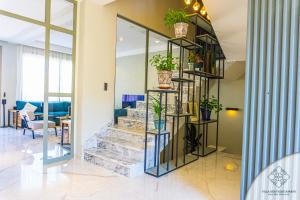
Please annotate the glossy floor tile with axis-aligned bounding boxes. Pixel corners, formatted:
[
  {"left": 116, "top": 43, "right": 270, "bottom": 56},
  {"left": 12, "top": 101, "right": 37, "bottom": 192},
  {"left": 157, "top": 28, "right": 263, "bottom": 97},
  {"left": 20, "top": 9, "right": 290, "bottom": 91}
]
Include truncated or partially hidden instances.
[{"left": 0, "top": 127, "right": 241, "bottom": 200}]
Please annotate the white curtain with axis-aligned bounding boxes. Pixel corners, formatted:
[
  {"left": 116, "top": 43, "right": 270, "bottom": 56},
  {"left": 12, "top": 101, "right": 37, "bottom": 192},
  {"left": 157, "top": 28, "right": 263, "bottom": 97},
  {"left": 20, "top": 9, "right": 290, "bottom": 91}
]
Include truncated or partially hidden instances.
[
  {"left": 20, "top": 46, "right": 45, "bottom": 101},
  {"left": 17, "top": 45, "right": 72, "bottom": 102}
]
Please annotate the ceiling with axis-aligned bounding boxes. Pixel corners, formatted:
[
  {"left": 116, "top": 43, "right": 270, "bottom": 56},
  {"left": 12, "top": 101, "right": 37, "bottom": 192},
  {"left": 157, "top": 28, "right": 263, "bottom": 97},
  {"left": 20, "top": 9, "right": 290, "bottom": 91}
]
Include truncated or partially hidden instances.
[
  {"left": 116, "top": 18, "right": 170, "bottom": 58},
  {"left": 205, "top": 0, "right": 248, "bottom": 61},
  {"left": 0, "top": 0, "right": 73, "bottom": 53}
]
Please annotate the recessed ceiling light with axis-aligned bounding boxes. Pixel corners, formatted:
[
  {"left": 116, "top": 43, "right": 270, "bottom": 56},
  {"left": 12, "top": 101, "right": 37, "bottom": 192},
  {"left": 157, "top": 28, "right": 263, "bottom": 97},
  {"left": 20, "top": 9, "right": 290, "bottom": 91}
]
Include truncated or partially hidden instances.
[
  {"left": 119, "top": 36, "right": 124, "bottom": 42},
  {"left": 155, "top": 40, "right": 160, "bottom": 44}
]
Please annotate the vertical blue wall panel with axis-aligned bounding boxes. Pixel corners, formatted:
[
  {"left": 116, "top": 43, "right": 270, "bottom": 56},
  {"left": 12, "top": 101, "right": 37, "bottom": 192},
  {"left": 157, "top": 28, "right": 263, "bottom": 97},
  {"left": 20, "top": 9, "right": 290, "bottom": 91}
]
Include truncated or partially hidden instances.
[{"left": 241, "top": 0, "right": 300, "bottom": 199}]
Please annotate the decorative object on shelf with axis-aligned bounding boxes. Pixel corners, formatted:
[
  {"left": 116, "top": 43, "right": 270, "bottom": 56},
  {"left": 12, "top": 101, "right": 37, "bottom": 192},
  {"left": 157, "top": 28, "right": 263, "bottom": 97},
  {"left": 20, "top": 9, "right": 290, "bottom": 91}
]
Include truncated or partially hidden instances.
[
  {"left": 1, "top": 92, "right": 7, "bottom": 128},
  {"left": 194, "top": 52, "right": 203, "bottom": 70},
  {"left": 150, "top": 96, "right": 165, "bottom": 130},
  {"left": 150, "top": 53, "right": 177, "bottom": 89},
  {"left": 174, "top": 96, "right": 183, "bottom": 114},
  {"left": 200, "top": 95, "right": 223, "bottom": 121},
  {"left": 164, "top": 9, "right": 189, "bottom": 38},
  {"left": 187, "top": 51, "right": 195, "bottom": 70}
]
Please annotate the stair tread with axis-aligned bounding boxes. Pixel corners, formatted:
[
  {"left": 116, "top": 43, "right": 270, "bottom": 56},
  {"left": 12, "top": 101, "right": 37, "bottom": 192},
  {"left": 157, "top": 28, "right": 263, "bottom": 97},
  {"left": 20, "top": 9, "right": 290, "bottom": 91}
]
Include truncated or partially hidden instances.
[
  {"left": 97, "top": 136, "right": 145, "bottom": 151},
  {"left": 85, "top": 148, "right": 142, "bottom": 166},
  {"left": 109, "top": 126, "right": 145, "bottom": 134}
]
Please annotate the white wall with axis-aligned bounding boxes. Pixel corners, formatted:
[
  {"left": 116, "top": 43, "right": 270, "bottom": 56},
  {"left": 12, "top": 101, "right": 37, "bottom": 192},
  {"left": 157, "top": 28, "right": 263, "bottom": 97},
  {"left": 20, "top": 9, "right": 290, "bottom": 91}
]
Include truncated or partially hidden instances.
[
  {"left": 115, "top": 54, "right": 145, "bottom": 108},
  {"left": 0, "top": 42, "right": 18, "bottom": 125},
  {"left": 209, "top": 67, "right": 245, "bottom": 155}
]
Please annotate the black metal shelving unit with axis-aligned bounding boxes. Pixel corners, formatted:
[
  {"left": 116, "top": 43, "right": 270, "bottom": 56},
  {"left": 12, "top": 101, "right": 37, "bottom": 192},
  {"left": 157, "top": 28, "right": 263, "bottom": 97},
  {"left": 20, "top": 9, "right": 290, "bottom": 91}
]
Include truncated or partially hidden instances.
[{"left": 144, "top": 13, "right": 226, "bottom": 177}]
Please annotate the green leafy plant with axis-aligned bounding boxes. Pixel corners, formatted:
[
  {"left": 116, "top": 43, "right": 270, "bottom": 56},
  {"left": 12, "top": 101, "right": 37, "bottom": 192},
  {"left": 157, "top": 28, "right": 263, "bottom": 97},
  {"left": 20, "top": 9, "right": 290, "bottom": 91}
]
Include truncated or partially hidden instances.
[
  {"left": 164, "top": 9, "right": 189, "bottom": 28},
  {"left": 150, "top": 96, "right": 165, "bottom": 120},
  {"left": 150, "top": 53, "right": 177, "bottom": 71},
  {"left": 188, "top": 52, "right": 195, "bottom": 63},
  {"left": 200, "top": 95, "right": 223, "bottom": 113}
]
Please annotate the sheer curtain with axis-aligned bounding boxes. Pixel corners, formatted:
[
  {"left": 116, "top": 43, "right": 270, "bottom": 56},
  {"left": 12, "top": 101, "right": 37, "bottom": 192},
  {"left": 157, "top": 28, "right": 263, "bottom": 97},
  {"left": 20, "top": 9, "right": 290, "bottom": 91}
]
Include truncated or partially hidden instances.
[
  {"left": 18, "top": 45, "right": 72, "bottom": 102},
  {"left": 20, "top": 46, "right": 45, "bottom": 101}
]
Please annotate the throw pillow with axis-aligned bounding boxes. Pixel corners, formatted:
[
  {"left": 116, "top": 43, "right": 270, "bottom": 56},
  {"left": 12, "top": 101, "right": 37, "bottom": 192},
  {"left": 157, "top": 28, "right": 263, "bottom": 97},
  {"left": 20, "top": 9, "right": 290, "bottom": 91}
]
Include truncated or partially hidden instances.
[{"left": 23, "top": 103, "right": 38, "bottom": 113}]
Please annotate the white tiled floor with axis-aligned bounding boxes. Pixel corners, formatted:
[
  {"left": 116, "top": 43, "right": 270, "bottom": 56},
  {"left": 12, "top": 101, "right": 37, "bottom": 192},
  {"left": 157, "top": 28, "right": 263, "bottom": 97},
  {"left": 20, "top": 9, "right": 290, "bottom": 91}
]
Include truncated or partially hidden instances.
[{"left": 0, "top": 127, "right": 241, "bottom": 200}]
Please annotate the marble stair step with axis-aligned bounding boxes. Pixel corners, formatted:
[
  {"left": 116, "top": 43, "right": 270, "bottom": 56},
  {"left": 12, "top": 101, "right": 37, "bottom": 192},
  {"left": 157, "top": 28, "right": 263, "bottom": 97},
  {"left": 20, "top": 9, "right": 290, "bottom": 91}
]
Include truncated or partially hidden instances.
[
  {"left": 84, "top": 148, "right": 144, "bottom": 177},
  {"left": 126, "top": 108, "right": 154, "bottom": 121},
  {"left": 104, "top": 127, "right": 154, "bottom": 144},
  {"left": 118, "top": 117, "right": 155, "bottom": 130},
  {"left": 97, "top": 136, "right": 145, "bottom": 160}
]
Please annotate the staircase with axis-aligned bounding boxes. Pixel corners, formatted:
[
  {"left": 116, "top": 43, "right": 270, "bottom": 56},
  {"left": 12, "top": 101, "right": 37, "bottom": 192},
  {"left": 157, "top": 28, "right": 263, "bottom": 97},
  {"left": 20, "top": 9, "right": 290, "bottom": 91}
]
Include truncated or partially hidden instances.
[
  {"left": 84, "top": 101, "right": 156, "bottom": 177},
  {"left": 84, "top": 85, "right": 192, "bottom": 177}
]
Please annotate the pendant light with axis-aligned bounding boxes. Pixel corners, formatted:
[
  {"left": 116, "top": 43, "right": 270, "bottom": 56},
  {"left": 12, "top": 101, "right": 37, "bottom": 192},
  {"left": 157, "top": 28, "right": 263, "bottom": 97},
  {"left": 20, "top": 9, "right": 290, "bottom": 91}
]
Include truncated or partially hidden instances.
[
  {"left": 193, "top": 0, "right": 201, "bottom": 11},
  {"left": 200, "top": 5, "right": 207, "bottom": 16},
  {"left": 184, "top": 0, "right": 192, "bottom": 5}
]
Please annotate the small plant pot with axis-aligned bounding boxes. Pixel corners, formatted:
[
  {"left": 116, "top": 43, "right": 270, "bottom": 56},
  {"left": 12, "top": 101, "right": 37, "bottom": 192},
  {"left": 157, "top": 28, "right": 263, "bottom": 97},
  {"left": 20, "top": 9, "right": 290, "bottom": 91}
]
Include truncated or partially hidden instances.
[
  {"left": 188, "top": 62, "right": 194, "bottom": 70},
  {"left": 154, "top": 119, "right": 166, "bottom": 130},
  {"left": 174, "top": 22, "right": 189, "bottom": 38},
  {"left": 157, "top": 70, "right": 173, "bottom": 89},
  {"left": 201, "top": 109, "right": 211, "bottom": 121}
]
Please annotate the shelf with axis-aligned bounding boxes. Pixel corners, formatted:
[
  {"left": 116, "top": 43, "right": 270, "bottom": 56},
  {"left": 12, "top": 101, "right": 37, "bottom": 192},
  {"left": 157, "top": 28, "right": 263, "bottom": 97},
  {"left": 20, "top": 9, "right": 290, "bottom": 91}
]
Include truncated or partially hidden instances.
[
  {"left": 168, "top": 37, "right": 202, "bottom": 50},
  {"left": 171, "top": 77, "right": 194, "bottom": 83},
  {"left": 188, "top": 119, "right": 217, "bottom": 125},
  {"left": 183, "top": 70, "right": 223, "bottom": 79},
  {"left": 148, "top": 89, "right": 178, "bottom": 93},
  {"left": 147, "top": 129, "right": 170, "bottom": 135},
  {"left": 145, "top": 153, "right": 198, "bottom": 177},
  {"left": 187, "top": 13, "right": 214, "bottom": 35},
  {"left": 166, "top": 112, "right": 193, "bottom": 117},
  {"left": 192, "top": 146, "right": 217, "bottom": 157},
  {"left": 196, "top": 34, "right": 218, "bottom": 45}
]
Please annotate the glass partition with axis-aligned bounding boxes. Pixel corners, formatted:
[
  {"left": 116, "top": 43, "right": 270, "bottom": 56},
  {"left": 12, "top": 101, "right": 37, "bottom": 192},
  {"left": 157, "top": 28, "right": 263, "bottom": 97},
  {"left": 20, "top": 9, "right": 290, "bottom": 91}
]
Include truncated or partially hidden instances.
[
  {"left": 114, "top": 18, "right": 147, "bottom": 124},
  {"left": 0, "top": 0, "right": 45, "bottom": 21},
  {"left": 0, "top": 0, "right": 76, "bottom": 165},
  {"left": 51, "top": 0, "right": 74, "bottom": 30}
]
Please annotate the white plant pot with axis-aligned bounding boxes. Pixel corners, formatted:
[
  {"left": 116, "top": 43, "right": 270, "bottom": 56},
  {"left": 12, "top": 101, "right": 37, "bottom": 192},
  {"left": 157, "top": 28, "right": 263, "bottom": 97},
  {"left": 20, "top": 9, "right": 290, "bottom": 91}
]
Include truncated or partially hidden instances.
[
  {"left": 188, "top": 62, "right": 194, "bottom": 70},
  {"left": 174, "top": 22, "right": 189, "bottom": 38},
  {"left": 157, "top": 70, "right": 173, "bottom": 89}
]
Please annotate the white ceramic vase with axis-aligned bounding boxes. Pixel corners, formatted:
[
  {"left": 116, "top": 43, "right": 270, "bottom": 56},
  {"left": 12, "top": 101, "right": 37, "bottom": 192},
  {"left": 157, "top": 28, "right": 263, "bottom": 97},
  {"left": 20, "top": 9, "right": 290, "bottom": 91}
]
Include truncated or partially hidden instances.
[{"left": 157, "top": 70, "right": 173, "bottom": 89}]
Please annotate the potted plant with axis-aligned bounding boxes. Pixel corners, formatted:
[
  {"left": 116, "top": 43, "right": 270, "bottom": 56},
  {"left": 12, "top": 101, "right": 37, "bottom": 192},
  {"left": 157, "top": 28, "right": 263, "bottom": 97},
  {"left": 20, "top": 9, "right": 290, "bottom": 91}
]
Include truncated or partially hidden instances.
[
  {"left": 200, "top": 95, "right": 223, "bottom": 121},
  {"left": 188, "top": 52, "right": 195, "bottom": 70},
  {"left": 164, "top": 9, "right": 189, "bottom": 38},
  {"left": 150, "top": 96, "right": 165, "bottom": 130},
  {"left": 150, "top": 53, "right": 177, "bottom": 89}
]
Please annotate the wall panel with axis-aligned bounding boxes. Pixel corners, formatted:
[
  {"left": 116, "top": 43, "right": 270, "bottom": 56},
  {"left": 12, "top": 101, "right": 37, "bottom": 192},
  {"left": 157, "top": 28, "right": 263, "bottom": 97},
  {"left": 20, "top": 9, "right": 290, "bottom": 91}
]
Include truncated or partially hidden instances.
[{"left": 241, "top": 0, "right": 300, "bottom": 199}]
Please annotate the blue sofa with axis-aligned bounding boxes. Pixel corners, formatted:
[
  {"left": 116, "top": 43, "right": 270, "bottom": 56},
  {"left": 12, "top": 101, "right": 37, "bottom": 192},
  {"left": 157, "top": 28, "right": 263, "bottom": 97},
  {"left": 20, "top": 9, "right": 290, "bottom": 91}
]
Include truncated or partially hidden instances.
[{"left": 16, "top": 101, "right": 71, "bottom": 126}]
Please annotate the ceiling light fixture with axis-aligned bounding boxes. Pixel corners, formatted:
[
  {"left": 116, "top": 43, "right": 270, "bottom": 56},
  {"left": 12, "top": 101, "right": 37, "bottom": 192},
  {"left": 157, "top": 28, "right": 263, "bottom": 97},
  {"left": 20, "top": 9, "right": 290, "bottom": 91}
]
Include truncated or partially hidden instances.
[
  {"left": 193, "top": 0, "right": 201, "bottom": 11},
  {"left": 155, "top": 40, "right": 160, "bottom": 44},
  {"left": 200, "top": 5, "right": 207, "bottom": 16},
  {"left": 184, "top": 0, "right": 192, "bottom": 5}
]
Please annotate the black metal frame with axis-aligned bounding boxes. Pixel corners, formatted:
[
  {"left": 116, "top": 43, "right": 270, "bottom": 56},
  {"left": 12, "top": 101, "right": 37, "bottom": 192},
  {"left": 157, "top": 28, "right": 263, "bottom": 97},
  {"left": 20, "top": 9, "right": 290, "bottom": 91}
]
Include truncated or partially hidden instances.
[{"left": 144, "top": 13, "right": 226, "bottom": 177}]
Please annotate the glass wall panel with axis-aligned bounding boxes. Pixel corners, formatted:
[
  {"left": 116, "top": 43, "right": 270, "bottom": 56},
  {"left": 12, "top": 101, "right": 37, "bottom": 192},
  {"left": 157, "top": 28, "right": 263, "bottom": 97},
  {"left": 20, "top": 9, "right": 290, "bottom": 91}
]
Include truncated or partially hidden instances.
[
  {"left": 114, "top": 18, "right": 147, "bottom": 123},
  {"left": 49, "top": 30, "right": 73, "bottom": 94},
  {"left": 51, "top": 0, "right": 73, "bottom": 30},
  {"left": 0, "top": 0, "right": 45, "bottom": 21},
  {"left": 46, "top": 96, "right": 72, "bottom": 159},
  {"left": 147, "top": 31, "right": 169, "bottom": 90}
]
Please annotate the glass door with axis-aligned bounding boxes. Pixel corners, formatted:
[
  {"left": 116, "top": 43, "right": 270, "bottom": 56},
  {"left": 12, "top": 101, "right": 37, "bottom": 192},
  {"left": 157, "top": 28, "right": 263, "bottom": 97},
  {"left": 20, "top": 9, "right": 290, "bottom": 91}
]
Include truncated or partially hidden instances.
[{"left": 43, "top": 0, "right": 76, "bottom": 164}]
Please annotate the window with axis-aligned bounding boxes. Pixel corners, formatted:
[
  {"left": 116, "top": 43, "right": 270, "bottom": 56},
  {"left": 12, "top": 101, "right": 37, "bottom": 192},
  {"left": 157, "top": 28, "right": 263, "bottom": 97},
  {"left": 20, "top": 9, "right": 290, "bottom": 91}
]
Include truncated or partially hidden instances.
[{"left": 20, "top": 46, "right": 72, "bottom": 101}]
